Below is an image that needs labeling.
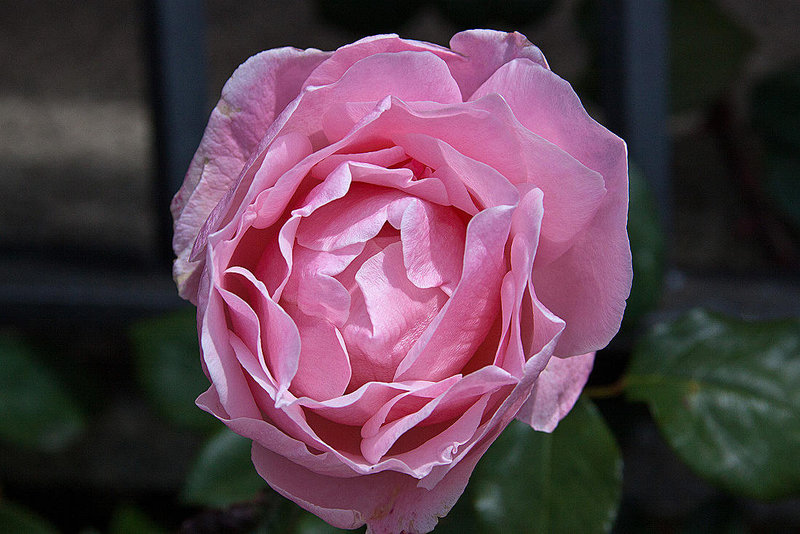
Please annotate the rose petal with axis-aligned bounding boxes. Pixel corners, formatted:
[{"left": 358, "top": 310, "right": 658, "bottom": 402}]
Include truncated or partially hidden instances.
[
  {"left": 394, "top": 204, "right": 514, "bottom": 382},
  {"left": 395, "top": 132, "right": 520, "bottom": 211},
  {"left": 473, "top": 58, "right": 631, "bottom": 356},
  {"left": 447, "top": 29, "right": 548, "bottom": 100},
  {"left": 516, "top": 352, "right": 595, "bottom": 432},
  {"left": 289, "top": 307, "right": 352, "bottom": 401},
  {"left": 305, "top": 34, "right": 460, "bottom": 87},
  {"left": 295, "top": 183, "right": 404, "bottom": 252},
  {"left": 345, "top": 242, "right": 448, "bottom": 387},
  {"left": 309, "top": 146, "right": 407, "bottom": 180},
  {"left": 199, "top": 288, "right": 262, "bottom": 419},
  {"left": 221, "top": 266, "right": 300, "bottom": 398},
  {"left": 297, "top": 380, "right": 437, "bottom": 427},
  {"left": 398, "top": 199, "right": 466, "bottom": 294},
  {"left": 285, "top": 51, "right": 463, "bottom": 147},
  {"left": 172, "top": 46, "right": 328, "bottom": 301},
  {"left": 250, "top": 442, "right": 476, "bottom": 533}
]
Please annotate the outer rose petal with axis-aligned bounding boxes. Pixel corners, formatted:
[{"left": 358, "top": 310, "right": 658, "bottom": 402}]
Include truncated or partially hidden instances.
[
  {"left": 304, "top": 34, "right": 460, "bottom": 87},
  {"left": 516, "top": 352, "right": 595, "bottom": 432},
  {"left": 251, "top": 441, "right": 482, "bottom": 534},
  {"left": 447, "top": 29, "right": 549, "bottom": 100},
  {"left": 173, "top": 47, "right": 329, "bottom": 301},
  {"left": 473, "top": 58, "right": 632, "bottom": 357}
]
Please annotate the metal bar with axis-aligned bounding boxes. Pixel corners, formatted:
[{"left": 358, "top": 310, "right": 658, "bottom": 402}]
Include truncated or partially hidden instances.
[
  {"left": 144, "top": 0, "right": 208, "bottom": 264},
  {"left": 601, "top": 0, "right": 671, "bottom": 232}
]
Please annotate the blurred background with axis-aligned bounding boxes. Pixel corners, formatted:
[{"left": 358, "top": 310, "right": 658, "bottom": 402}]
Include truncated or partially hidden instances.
[{"left": 0, "top": 0, "right": 799, "bottom": 532}]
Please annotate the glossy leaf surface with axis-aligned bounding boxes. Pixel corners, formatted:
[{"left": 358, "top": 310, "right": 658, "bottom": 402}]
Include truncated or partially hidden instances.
[
  {"left": 470, "top": 398, "right": 622, "bottom": 533},
  {"left": 628, "top": 309, "right": 800, "bottom": 499}
]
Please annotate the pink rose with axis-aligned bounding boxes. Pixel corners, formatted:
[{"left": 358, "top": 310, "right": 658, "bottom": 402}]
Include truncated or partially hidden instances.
[{"left": 172, "top": 30, "right": 631, "bottom": 533}]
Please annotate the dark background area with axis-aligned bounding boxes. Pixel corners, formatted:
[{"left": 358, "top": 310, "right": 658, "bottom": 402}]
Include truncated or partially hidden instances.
[{"left": 1, "top": 1, "right": 799, "bottom": 532}]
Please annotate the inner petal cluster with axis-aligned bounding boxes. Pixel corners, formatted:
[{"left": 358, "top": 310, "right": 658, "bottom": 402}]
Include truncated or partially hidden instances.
[{"left": 233, "top": 152, "right": 477, "bottom": 402}]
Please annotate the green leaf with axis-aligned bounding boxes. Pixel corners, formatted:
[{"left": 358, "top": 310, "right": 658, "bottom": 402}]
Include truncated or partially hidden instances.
[
  {"left": 182, "top": 428, "right": 267, "bottom": 508},
  {"left": 625, "top": 162, "right": 666, "bottom": 327},
  {"left": 108, "top": 504, "right": 167, "bottom": 534},
  {"left": 627, "top": 309, "right": 800, "bottom": 499},
  {"left": 0, "top": 502, "right": 59, "bottom": 534},
  {"left": 130, "top": 309, "right": 215, "bottom": 432},
  {"left": 671, "top": 0, "right": 754, "bottom": 112},
  {"left": 0, "top": 333, "right": 86, "bottom": 452},
  {"left": 293, "top": 512, "right": 349, "bottom": 534},
  {"left": 470, "top": 398, "right": 622, "bottom": 533}
]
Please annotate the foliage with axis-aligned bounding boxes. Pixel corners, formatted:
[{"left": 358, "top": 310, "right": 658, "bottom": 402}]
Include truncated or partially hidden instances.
[
  {"left": 628, "top": 309, "right": 800, "bottom": 499},
  {"left": 0, "top": 334, "right": 86, "bottom": 452},
  {"left": 469, "top": 399, "right": 621, "bottom": 533}
]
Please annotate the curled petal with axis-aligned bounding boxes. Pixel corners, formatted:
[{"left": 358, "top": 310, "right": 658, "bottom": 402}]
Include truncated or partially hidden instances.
[
  {"left": 173, "top": 49, "right": 328, "bottom": 301},
  {"left": 516, "top": 352, "right": 595, "bottom": 432}
]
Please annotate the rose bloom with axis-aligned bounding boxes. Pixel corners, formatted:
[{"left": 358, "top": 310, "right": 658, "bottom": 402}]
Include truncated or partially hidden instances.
[{"left": 172, "top": 30, "right": 631, "bottom": 533}]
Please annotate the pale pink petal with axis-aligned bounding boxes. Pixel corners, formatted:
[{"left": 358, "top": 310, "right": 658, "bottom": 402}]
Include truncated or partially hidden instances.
[
  {"left": 295, "top": 273, "right": 351, "bottom": 327},
  {"left": 473, "top": 58, "right": 631, "bottom": 356},
  {"left": 447, "top": 29, "right": 548, "bottom": 100},
  {"left": 398, "top": 199, "right": 466, "bottom": 293},
  {"left": 289, "top": 308, "right": 352, "bottom": 401},
  {"left": 394, "top": 132, "right": 520, "bottom": 210},
  {"left": 281, "top": 242, "right": 365, "bottom": 310},
  {"left": 178, "top": 132, "right": 314, "bottom": 302},
  {"left": 394, "top": 205, "right": 514, "bottom": 382},
  {"left": 516, "top": 352, "right": 595, "bottom": 432},
  {"left": 297, "top": 380, "right": 433, "bottom": 427},
  {"left": 309, "top": 146, "right": 407, "bottom": 179},
  {"left": 172, "top": 46, "right": 328, "bottom": 301},
  {"left": 422, "top": 365, "right": 517, "bottom": 426},
  {"left": 346, "top": 162, "right": 452, "bottom": 207},
  {"left": 360, "top": 378, "right": 458, "bottom": 439},
  {"left": 492, "top": 188, "right": 545, "bottom": 377},
  {"left": 295, "top": 184, "right": 404, "bottom": 251},
  {"left": 362, "top": 394, "right": 490, "bottom": 469},
  {"left": 284, "top": 51, "right": 463, "bottom": 147},
  {"left": 198, "top": 288, "right": 261, "bottom": 419},
  {"left": 345, "top": 242, "right": 448, "bottom": 387},
  {"left": 222, "top": 267, "right": 300, "bottom": 397},
  {"left": 362, "top": 366, "right": 518, "bottom": 467},
  {"left": 217, "top": 282, "right": 280, "bottom": 396},
  {"left": 250, "top": 440, "right": 481, "bottom": 533},
  {"left": 512, "top": 144, "right": 606, "bottom": 265},
  {"left": 305, "top": 34, "right": 460, "bottom": 87}
]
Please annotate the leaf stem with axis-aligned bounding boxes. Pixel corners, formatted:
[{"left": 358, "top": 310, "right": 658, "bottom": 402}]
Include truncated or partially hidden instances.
[{"left": 585, "top": 377, "right": 628, "bottom": 399}]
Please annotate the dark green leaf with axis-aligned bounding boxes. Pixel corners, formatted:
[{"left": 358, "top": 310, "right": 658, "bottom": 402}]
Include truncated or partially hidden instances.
[
  {"left": 671, "top": 0, "right": 754, "bottom": 112},
  {"left": 470, "top": 398, "right": 622, "bottom": 533},
  {"left": 627, "top": 309, "right": 800, "bottom": 499},
  {"left": 130, "top": 309, "right": 215, "bottom": 432},
  {"left": 0, "top": 334, "right": 86, "bottom": 452},
  {"left": 182, "top": 428, "right": 267, "bottom": 508},
  {"left": 108, "top": 504, "right": 167, "bottom": 534},
  {"left": 293, "top": 512, "right": 349, "bottom": 534},
  {"left": 0, "top": 502, "right": 59, "bottom": 534},
  {"left": 625, "top": 162, "right": 666, "bottom": 327}
]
